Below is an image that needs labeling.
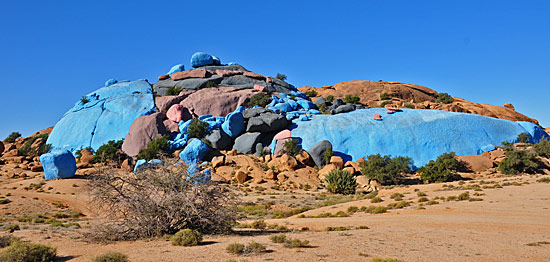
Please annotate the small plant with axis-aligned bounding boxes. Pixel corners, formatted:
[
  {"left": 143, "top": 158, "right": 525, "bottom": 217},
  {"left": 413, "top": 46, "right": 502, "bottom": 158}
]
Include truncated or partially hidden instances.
[
  {"left": 170, "top": 229, "right": 202, "bottom": 246},
  {"left": 404, "top": 103, "right": 415, "bottom": 109},
  {"left": 371, "top": 258, "right": 402, "bottom": 262},
  {"left": 226, "top": 243, "right": 245, "bottom": 255},
  {"left": 370, "top": 197, "right": 383, "bottom": 203},
  {"left": 80, "top": 96, "right": 89, "bottom": 105},
  {"left": 93, "top": 140, "right": 125, "bottom": 164},
  {"left": 498, "top": 149, "right": 539, "bottom": 175},
  {"left": 390, "top": 193, "right": 404, "bottom": 201},
  {"left": 4, "top": 224, "right": 20, "bottom": 232},
  {"left": 534, "top": 138, "right": 550, "bottom": 158},
  {"left": 537, "top": 177, "right": 550, "bottom": 183},
  {"left": 517, "top": 133, "right": 531, "bottom": 143},
  {"left": 418, "top": 152, "right": 466, "bottom": 183},
  {"left": 365, "top": 206, "right": 387, "bottom": 214},
  {"left": 387, "top": 201, "right": 410, "bottom": 209},
  {"left": 92, "top": 251, "right": 129, "bottom": 262},
  {"left": 323, "top": 146, "right": 334, "bottom": 166},
  {"left": 380, "top": 93, "right": 390, "bottom": 100},
  {"left": 360, "top": 154, "right": 412, "bottom": 185},
  {"left": 325, "top": 168, "right": 357, "bottom": 195},
  {"left": 283, "top": 238, "right": 310, "bottom": 248},
  {"left": 435, "top": 93, "right": 454, "bottom": 104},
  {"left": 226, "top": 241, "right": 266, "bottom": 255},
  {"left": 380, "top": 101, "right": 393, "bottom": 107},
  {"left": 0, "top": 240, "right": 57, "bottom": 262},
  {"left": 250, "top": 219, "right": 267, "bottom": 229},
  {"left": 283, "top": 139, "right": 300, "bottom": 157},
  {"left": 4, "top": 132, "right": 22, "bottom": 143},
  {"left": 276, "top": 73, "right": 287, "bottom": 81},
  {"left": 270, "top": 234, "right": 287, "bottom": 243},
  {"left": 417, "top": 191, "right": 427, "bottom": 197},
  {"left": 247, "top": 92, "right": 272, "bottom": 107},
  {"left": 204, "top": 80, "right": 218, "bottom": 89},
  {"left": 166, "top": 87, "right": 182, "bottom": 96},
  {"left": 305, "top": 90, "right": 318, "bottom": 97},
  {"left": 136, "top": 136, "right": 170, "bottom": 161},
  {"left": 326, "top": 95, "right": 334, "bottom": 102},
  {"left": 418, "top": 197, "right": 429, "bottom": 202},
  {"left": 185, "top": 119, "right": 209, "bottom": 139},
  {"left": 344, "top": 95, "right": 360, "bottom": 104}
]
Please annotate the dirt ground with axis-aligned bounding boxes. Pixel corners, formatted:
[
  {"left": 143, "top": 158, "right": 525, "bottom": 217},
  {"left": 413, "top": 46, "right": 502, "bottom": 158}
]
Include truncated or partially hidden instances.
[{"left": 1, "top": 171, "right": 549, "bottom": 262}]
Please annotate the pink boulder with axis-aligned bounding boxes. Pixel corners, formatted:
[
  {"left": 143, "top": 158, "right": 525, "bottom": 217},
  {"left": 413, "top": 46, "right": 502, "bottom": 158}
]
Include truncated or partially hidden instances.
[
  {"left": 158, "top": 74, "right": 170, "bottom": 80},
  {"left": 243, "top": 71, "right": 265, "bottom": 80},
  {"left": 179, "top": 86, "right": 256, "bottom": 117},
  {"left": 274, "top": 129, "right": 291, "bottom": 140},
  {"left": 274, "top": 138, "right": 292, "bottom": 157},
  {"left": 122, "top": 113, "right": 170, "bottom": 157},
  {"left": 163, "top": 119, "right": 180, "bottom": 133},
  {"left": 167, "top": 104, "right": 186, "bottom": 123},
  {"left": 154, "top": 91, "right": 193, "bottom": 113},
  {"left": 253, "top": 84, "right": 266, "bottom": 92},
  {"left": 171, "top": 69, "right": 209, "bottom": 81},
  {"left": 215, "top": 70, "right": 243, "bottom": 77}
]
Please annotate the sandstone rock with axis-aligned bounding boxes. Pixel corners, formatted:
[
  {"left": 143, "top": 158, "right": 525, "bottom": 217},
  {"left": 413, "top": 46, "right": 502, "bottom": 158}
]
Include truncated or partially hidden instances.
[
  {"left": 344, "top": 161, "right": 361, "bottom": 171},
  {"left": 308, "top": 140, "right": 332, "bottom": 167},
  {"left": 122, "top": 113, "right": 170, "bottom": 157},
  {"left": 295, "top": 150, "right": 313, "bottom": 166},
  {"left": 170, "top": 69, "right": 209, "bottom": 81},
  {"left": 155, "top": 94, "right": 188, "bottom": 113},
  {"left": 163, "top": 119, "right": 180, "bottom": 133},
  {"left": 264, "top": 169, "right": 275, "bottom": 180},
  {"left": 158, "top": 74, "right": 169, "bottom": 80},
  {"left": 235, "top": 170, "right": 248, "bottom": 183},
  {"left": 355, "top": 175, "right": 370, "bottom": 187},
  {"left": 5, "top": 156, "right": 24, "bottom": 164},
  {"left": 179, "top": 86, "right": 255, "bottom": 118},
  {"left": 4, "top": 149, "right": 18, "bottom": 157},
  {"left": 76, "top": 163, "right": 89, "bottom": 169},
  {"left": 504, "top": 103, "right": 515, "bottom": 110},
  {"left": 317, "top": 164, "right": 336, "bottom": 181},
  {"left": 121, "top": 159, "right": 132, "bottom": 171},
  {"left": 457, "top": 155, "right": 494, "bottom": 173},
  {"left": 212, "top": 155, "right": 225, "bottom": 168},
  {"left": 215, "top": 70, "right": 243, "bottom": 77},
  {"left": 227, "top": 149, "right": 237, "bottom": 156},
  {"left": 268, "top": 154, "right": 298, "bottom": 172},
  {"left": 253, "top": 84, "right": 266, "bottom": 92},
  {"left": 79, "top": 148, "right": 94, "bottom": 164},
  {"left": 343, "top": 166, "right": 355, "bottom": 175},
  {"left": 276, "top": 172, "right": 288, "bottom": 181},
  {"left": 30, "top": 165, "right": 43, "bottom": 172},
  {"left": 243, "top": 71, "right": 265, "bottom": 80},
  {"left": 329, "top": 156, "right": 344, "bottom": 169}
]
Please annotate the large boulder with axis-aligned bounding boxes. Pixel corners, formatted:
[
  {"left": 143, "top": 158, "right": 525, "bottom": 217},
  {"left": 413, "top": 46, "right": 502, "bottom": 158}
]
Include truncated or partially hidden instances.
[
  {"left": 47, "top": 80, "right": 155, "bottom": 153},
  {"left": 153, "top": 75, "right": 223, "bottom": 96},
  {"left": 457, "top": 155, "right": 494, "bottom": 173},
  {"left": 167, "top": 64, "right": 185, "bottom": 76},
  {"left": 179, "top": 138, "right": 211, "bottom": 165},
  {"left": 243, "top": 108, "right": 272, "bottom": 119},
  {"left": 292, "top": 108, "right": 550, "bottom": 167},
  {"left": 171, "top": 69, "right": 209, "bottom": 81},
  {"left": 166, "top": 104, "right": 186, "bottom": 123},
  {"left": 233, "top": 132, "right": 262, "bottom": 154},
  {"left": 205, "top": 129, "right": 231, "bottom": 150},
  {"left": 308, "top": 140, "right": 333, "bottom": 167},
  {"left": 221, "top": 107, "right": 245, "bottom": 138},
  {"left": 122, "top": 113, "right": 170, "bottom": 157},
  {"left": 179, "top": 86, "right": 255, "bottom": 118},
  {"left": 191, "top": 52, "right": 215, "bottom": 68},
  {"left": 40, "top": 149, "right": 77, "bottom": 180},
  {"left": 246, "top": 113, "right": 290, "bottom": 133}
]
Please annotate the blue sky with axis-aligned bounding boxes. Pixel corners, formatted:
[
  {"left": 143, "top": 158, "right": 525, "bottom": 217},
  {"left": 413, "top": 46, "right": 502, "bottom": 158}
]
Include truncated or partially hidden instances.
[{"left": 1, "top": 0, "right": 549, "bottom": 139}]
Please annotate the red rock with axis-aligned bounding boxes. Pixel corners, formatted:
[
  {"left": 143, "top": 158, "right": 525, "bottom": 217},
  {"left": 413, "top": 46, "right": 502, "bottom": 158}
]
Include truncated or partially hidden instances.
[
  {"left": 373, "top": 114, "right": 382, "bottom": 120},
  {"left": 158, "top": 74, "right": 170, "bottom": 80},
  {"left": 155, "top": 95, "right": 185, "bottom": 113},
  {"left": 253, "top": 84, "right": 265, "bottom": 92},
  {"left": 243, "top": 71, "right": 265, "bottom": 80},
  {"left": 166, "top": 104, "right": 186, "bottom": 123},
  {"left": 274, "top": 129, "right": 291, "bottom": 140},
  {"left": 122, "top": 113, "right": 170, "bottom": 157},
  {"left": 170, "top": 69, "right": 209, "bottom": 81},
  {"left": 503, "top": 103, "right": 515, "bottom": 110},
  {"left": 215, "top": 70, "right": 243, "bottom": 77},
  {"left": 179, "top": 86, "right": 256, "bottom": 118}
]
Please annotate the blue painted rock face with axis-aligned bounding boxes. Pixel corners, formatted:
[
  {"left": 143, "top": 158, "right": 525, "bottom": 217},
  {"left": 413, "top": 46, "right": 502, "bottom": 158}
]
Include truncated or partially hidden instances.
[
  {"left": 190, "top": 52, "right": 214, "bottom": 68},
  {"left": 179, "top": 138, "right": 211, "bottom": 165},
  {"left": 47, "top": 80, "right": 155, "bottom": 153},
  {"left": 40, "top": 149, "right": 77, "bottom": 180},
  {"left": 290, "top": 108, "right": 549, "bottom": 167}
]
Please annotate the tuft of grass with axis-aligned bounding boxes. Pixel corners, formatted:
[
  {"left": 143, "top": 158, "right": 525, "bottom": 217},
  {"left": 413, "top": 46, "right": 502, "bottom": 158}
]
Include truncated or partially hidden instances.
[
  {"left": 370, "top": 197, "right": 383, "bottom": 203},
  {"left": 371, "top": 258, "right": 402, "bottom": 262},
  {"left": 325, "top": 226, "right": 349, "bottom": 231},
  {"left": 283, "top": 238, "right": 310, "bottom": 248},
  {"left": 270, "top": 234, "right": 287, "bottom": 243},
  {"left": 170, "top": 229, "right": 202, "bottom": 246},
  {"left": 92, "top": 251, "right": 129, "bottom": 262},
  {"left": 226, "top": 241, "right": 266, "bottom": 255}
]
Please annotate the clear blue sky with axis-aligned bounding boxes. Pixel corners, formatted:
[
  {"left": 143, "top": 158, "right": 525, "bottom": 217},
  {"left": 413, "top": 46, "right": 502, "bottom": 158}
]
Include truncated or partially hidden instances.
[{"left": 1, "top": 0, "right": 549, "bottom": 139}]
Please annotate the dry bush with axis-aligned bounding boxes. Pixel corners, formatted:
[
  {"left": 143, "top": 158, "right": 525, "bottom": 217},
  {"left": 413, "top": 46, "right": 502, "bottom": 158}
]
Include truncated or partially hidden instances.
[{"left": 86, "top": 160, "right": 236, "bottom": 242}]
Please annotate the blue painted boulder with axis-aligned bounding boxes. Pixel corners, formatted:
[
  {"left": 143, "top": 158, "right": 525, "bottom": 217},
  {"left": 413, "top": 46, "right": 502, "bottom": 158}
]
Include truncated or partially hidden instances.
[
  {"left": 167, "top": 64, "right": 185, "bottom": 76},
  {"left": 105, "top": 79, "right": 118, "bottom": 87},
  {"left": 47, "top": 80, "right": 155, "bottom": 153},
  {"left": 40, "top": 149, "right": 77, "bottom": 180},
  {"left": 291, "top": 108, "right": 550, "bottom": 167},
  {"left": 190, "top": 52, "right": 214, "bottom": 68},
  {"left": 179, "top": 138, "right": 211, "bottom": 165},
  {"left": 221, "top": 106, "right": 245, "bottom": 138},
  {"left": 134, "top": 159, "right": 163, "bottom": 173}
]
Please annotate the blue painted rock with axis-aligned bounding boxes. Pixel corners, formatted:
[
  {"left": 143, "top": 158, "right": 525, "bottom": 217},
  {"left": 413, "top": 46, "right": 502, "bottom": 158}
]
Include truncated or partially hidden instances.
[
  {"left": 40, "top": 149, "right": 77, "bottom": 180},
  {"left": 179, "top": 138, "right": 211, "bottom": 165},
  {"left": 105, "top": 79, "right": 118, "bottom": 87},
  {"left": 222, "top": 107, "right": 246, "bottom": 138},
  {"left": 190, "top": 52, "right": 214, "bottom": 68},
  {"left": 167, "top": 64, "right": 185, "bottom": 76}
]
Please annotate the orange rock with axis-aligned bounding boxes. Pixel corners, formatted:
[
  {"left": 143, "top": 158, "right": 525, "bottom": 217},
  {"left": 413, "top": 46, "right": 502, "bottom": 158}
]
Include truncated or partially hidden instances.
[
  {"left": 30, "top": 165, "right": 43, "bottom": 172},
  {"left": 235, "top": 170, "right": 248, "bottom": 183},
  {"left": 79, "top": 148, "right": 94, "bottom": 164},
  {"left": 329, "top": 156, "right": 344, "bottom": 169},
  {"left": 317, "top": 164, "right": 337, "bottom": 181},
  {"left": 457, "top": 155, "right": 494, "bottom": 173},
  {"left": 295, "top": 150, "right": 312, "bottom": 166},
  {"left": 264, "top": 169, "right": 275, "bottom": 180}
]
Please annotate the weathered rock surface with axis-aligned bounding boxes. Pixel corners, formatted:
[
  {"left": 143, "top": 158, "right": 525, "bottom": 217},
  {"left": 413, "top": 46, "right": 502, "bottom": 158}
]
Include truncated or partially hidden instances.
[
  {"left": 40, "top": 149, "right": 77, "bottom": 180},
  {"left": 308, "top": 140, "right": 333, "bottom": 167},
  {"left": 246, "top": 113, "right": 290, "bottom": 133},
  {"left": 178, "top": 86, "right": 255, "bottom": 118},
  {"left": 233, "top": 132, "right": 262, "bottom": 154},
  {"left": 122, "top": 113, "right": 170, "bottom": 157},
  {"left": 205, "top": 129, "right": 231, "bottom": 150},
  {"left": 457, "top": 154, "right": 494, "bottom": 173}
]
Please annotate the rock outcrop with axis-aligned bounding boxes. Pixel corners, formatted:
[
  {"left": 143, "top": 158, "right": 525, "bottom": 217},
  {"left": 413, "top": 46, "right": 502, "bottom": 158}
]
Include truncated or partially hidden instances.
[{"left": 122, "top": 113, "right": 170, "bottom": 157}]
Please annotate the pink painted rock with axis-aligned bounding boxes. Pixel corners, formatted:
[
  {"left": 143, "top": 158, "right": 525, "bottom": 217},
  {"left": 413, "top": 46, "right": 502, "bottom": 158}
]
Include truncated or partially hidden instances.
[
  {"left": 167, "top": 104, "right": 187, "bottom": 123},
  {"left": 274, "top": 129, "right": 291, "bottom": 140},
  {"left": 158, "top": 74, "right": 170, "bottom": 80},
  {"left": 154, "top": 91, "right": 193, "bottom": 113},
  {"left": 179, "top": 86, "right": 256, "bottom": 117},
  {"left": 171, "top": 69, "right": 209, "bottom": 81},
  {"left": 163, "top": 119, "right": 180, "bottom": 133},
  {"left": 122, "top": 113, "right": 170, "bottom": 157},
  {"left": 274, "top": 138, "right": 292, "bottom": 157},
  {"left": 373, "top": 114, "right": 382, "bottom": 121},
  {"left": 215, "top": 70, "right": 243, "bottom": 77},
  {"left": 253, "top": 84, "right": 266, "bottom": 92},
  {"left": 243, "top": 71, "right": 265, "bottom": 80}
]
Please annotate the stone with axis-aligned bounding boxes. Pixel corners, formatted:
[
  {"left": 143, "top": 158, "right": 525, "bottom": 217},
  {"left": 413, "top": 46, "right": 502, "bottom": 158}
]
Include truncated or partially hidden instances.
[
  {"left": 215, "top": 70, "right": 243, "bottom": 77},
  {"left": 191, "top": 52, "right": 215, "bottom": 68},
  {"left": 235, "top": 170, "right": 248, "bottom": 183},
  {"left": 243, "top": 71, "right": 265, "bottom": 79},
  {"left": 276, "top": 172, "right": 287, "bottom": 181},
  {"left": 295, "top": 150, "right": 313, "bottom": 166},
  {"left": 330, "top": 156, "right": 344, "bottom": 169},
  {"left": 0, "top": 141, "right": 4, "bottom": 155},
  {"left": 274, "top": 138, "right": 292, "bottom": 157},
  {"left": 308, "top": 140, "right": 333, "bottom": 167},
  {"left": 274, "top": 129, "right": 291, "bottom": 140},
  {"left": 79, "top": 148, "right": 94, "bottom": 164},
  {"left": 314, "top": 97, "right": 326, "bottom": 106},
  {"left": 121, "top": 159, "right": 131, "bottom": 171},
  {"left": 221, "top": 107, "right": 245, "bottom": 138},
  {"left": 122, "top": 113, "right": 170, "bottom": 157},
  {"left": 153, "top": 75, "right": 223, "bottom": 95},
  {"left": 355, "top": 175, "right": 370, "bottom": 187},
  {"left": 30, "top": 165, "right": 43, "bottom": 172},
  {"left": 205, "top": 129, "right": 231, "bottom": 150},
  {"left": 334, "top": 104, "right": 355, "bottom": 114},
  {"left": 317, "top": 164, "right": 337, "bottom": 181},
  {"left": 40, "top": 149, "right": 77, "bottom": 180},
  {"left": 158, "top": 74, "right": 169, "bottom": 80},
  {"left": 155, "top": 94, "right": 190, "bottom": 113},
  {"left": 345, "top": 161, "right": 361, "bottom": 171},
  {"left": 268, "top": 154, "right": 298, "bottom": 172},
  {"left": 163, "top": 119, "right": 180, "bottom": 133},
  {"left": 253, "top": 84, "right": 266, "bottom": 92},
  {"left": 170, "top": 69, "right": 209, "bottom": 81},
  {"left": 47, "top": 80, "right": 155, "bottom": 154},
  {"left": 167, "top": 64, "right": 185, "bottom": 75},
  {"left": 179, "top": 138, "right": 211, "bottom": 165},
  {"left": 105, "top": 79, "right": 118, "bottom": 87},
  {"left": 246, "top": 113, "right": 289, "bottom": 133},
  {"left": 212, "top": 56, "right": 221, "bottom": 65},
  {"left": 212, "top": 155, "right": 225, "bottom": 168},
  {"left": 134, "top": 159, "right": 163, "bottom": 173},
  {"left": 457, "top": 155, "right": 494, "bottom": 173},
  {"left": 254, "top": 143, "right": 264, "bottom": 157},
  {"left": 243, "top": 108, "right": 272, "bottom": 119},
  {"left": 227, "top": 149, "right": 237, "bottom": 156},
  {"left": 178, "top": 86, "right": 255, "bottom": 118},
  {"left": 503, "top": 103, "right": 515, "bottom": 110},
  {"left": 233, "top": 132, "right": 262, "bottom": 154},
  {"left": 343, "top": 166, "right": 355, "bottom": 175},
  {"left": 264, "top": 169, "right": 275, "bottom": 180},
  {"left": 166, "top": 104, "right": 186, "bottom": 123}
]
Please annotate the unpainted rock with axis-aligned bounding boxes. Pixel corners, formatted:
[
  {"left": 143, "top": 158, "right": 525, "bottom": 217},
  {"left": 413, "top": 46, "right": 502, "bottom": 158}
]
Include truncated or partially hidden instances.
[
  {"left": 308, "top": 140, "right": 332, "bottom": 167},
  {"left": 122, "top": 113, "right": 170, "bottom": 157}
]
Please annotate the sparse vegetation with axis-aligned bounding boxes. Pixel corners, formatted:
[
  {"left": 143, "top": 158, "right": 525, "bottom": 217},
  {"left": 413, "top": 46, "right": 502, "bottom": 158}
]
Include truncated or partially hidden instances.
[
  {"left": 136, "top": 136, "right": 170, "bottom": 161},
  {"left": 204, "top": 80, "right": 218, "bottom": 89},
  {"left": 284, "top": 238, "right": 310, "bottom": 248},
  {"left": 344, "top": 95, "right": 360, "bottom": 104},
  {"left": 435, "top": 92, "right": 454, "bottom": 104},
  {"left": 270, "top": 234, "right": 287, "bottom": 243},
  {"left": 4, "top": 131, "right": 22, "bottom": 143},
  {"left": 418, "top": 152, "right": 465, "bottom": 183},
  {"left": 166, "top": 86, "right": 182, "bottom": 96},
  {"left": 17, "top": 134, "right": 50, "bottom": 157},
  {"left": 276, "top": 73, "right": 287, "bottom": 81},
  {"left": 247, "top": 92, "right": 271, "bottom": 107},
  {"left": 92, "top": 252, "right": 129, "bottom": 262},
  {"left": 380, "top": 101, "right": 393, "bottom": 107},
  {"left": 93, "top": 140, "right": 125, "bottom": 164},
  {"left": 371, "top": 258, "right": 402, "bottom": 262},
  {"left": 326, "top": 95, "right": 334, "bottom": 102},
  {"left": 325, "top": 168, "right": 357, "bottom": 195},
  {"left": 404, "top": 103, "right": 415, "bottom": 109},
  {"left": 305, "top": 90, "right": 318, "bottom": 97},
  {"left": 360, "top": 154, "right": 413, "bottom": 185},
  {"left": 185, "top": 119, "right": 209, "bottom": 139},
  {"left": 534, "top": 138, "right": 550, "bottom": 158},
  {"left": 283, "top": 139, "right": 300, "bottom": 157},
  {"left": 323, "top": 146, "right": 334, "bottom": 167},
  {"left": 380, "top": 93, "right": 390, "bottom": 100},
  {"left": 226, "top": 241, "right": 266, "bottom": 255},
  {"left": 0, "top": 240, "right": 57, "bottom": 262},
  {"left": 80, "top": 96, "right": 90, "bottom": 105},
  {"left": 517, "top": 133, "right": 531, "bottom": 143},
  {"left": 537, "top": 177, "right": 550, "bottom": 183},
  {"left": 170, "top": 229, "right": 202, "bottom": 246},
  {"left": 498, "top": 149, "right": 539, "bottom": 175},
  {"left": 370, "top": 197, "right": 383, "bottom": 203}
]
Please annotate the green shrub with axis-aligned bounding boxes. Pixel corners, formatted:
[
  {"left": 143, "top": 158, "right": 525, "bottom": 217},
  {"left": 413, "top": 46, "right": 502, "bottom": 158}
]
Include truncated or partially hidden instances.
[
  {"left": 204, "top": 80, "right": 218, "bottom": 89},
  {"left": 380, "top": 101, "right": 393, "bottom": 107},
  {"left": 80, "top": 96, "right": 89, "bottom": 105},
  {"left": 370, "top": 197, "right": 383, "bottom": 203},
  {"left": 250, "top": 219, "right": 267, "bottom": 229},
  {"left": 517, "top": 133, "right": 531, "bottom": 143},
  {"left": 435, "top": 93, "right": 454, "bottom": 104},
  {"left": 92, "top": 252, "right": 129, "bottom": 262},
  {"left": 185, "top": 119, "right": 209, "bottom": 139},
  {"left": 305, "top": 90, "right": 318, "bottom": 97},
  {"left": 0, "top": 240, "right": 57, "bottom": 262},
  {"left": 537, "top": 177, "right": 550, "bottom": 183},
  {"left": 226, "top": 241, "right": 266, "bottom": 255},
  {"left": 170, "top": 229, "right": 202, "bottom": 246},
  {"left": 4, "top": 132, "right": 22, "bottom": 143},
  {"left": 404, "top": 103, "right": 415, "bottom": 109},
  {"left": 344, "top": 95, "right": 360, "bottom": 104},
  {"left": 366, "top": 206, "right": 387, "bottom": 214},
  {"left": 498, "top": 149, "right": 539, "bottom": 175},
  {"left": 323, "top": 146, "right": 334, "bottom": 166},
  {"left": 325, "top": 168, "right": 357, "bottom": 195},
  {"left": 418, "top": 152, "right": 465, "bottom": 183},
  {"left": 4, "top": 224, "right": 20, "bottom": 232},
  {"left": 387, "top": 201, "right": 410, "bottom": 209},
  {"left": 380, "top": 93, "right": 390, "bottom": 100},
  {"left": 226, "top": 242, "right": 245, "bottom": 254},
  {"left": 360, "top": 154, "right": 413, "bottom": 185},
  {"left": 166, "top": 87, "right": 182, "bottom": 96},
  {"left": 534, "top": 138, "right": 550, "bottom": 158},
  {"left": 326, "top": 95, "right": 334, "bottom": 102},
  {"left": 247, "top": 92, "right": 272, "bottom": 107},
  {"left": 93, "top": 140, "right": 124, "bottom": 164},
  {"left": 283, "top": 238, "right": 310, "bottom": 248},
  {"left": 276, "top": 73, "right": 287, "bottom": 81},
  {"left": 283, "top": 139, "right": 300, "bottom": 157},
  {"left": 270, "top": 234, "right": 287, "bottom": 243},
  {"left": 136, "top": 136, "right": 170, "bottom": 161},
  {"left": 18, "top": 134, "right": 50, "bottom": 157}
]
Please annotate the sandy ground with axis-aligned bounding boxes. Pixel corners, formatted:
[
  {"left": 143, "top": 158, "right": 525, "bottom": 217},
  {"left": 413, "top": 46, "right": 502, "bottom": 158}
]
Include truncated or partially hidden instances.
[{"left": 1, "top": 173, "right": 549, "bottom": 262}]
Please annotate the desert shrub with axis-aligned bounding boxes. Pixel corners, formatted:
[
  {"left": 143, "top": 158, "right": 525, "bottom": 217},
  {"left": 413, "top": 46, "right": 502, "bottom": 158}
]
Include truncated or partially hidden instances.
[
  {"left": 347, "top": 206, "right": 359, "bottom": 214},
  {"left": 86, "top": 161, "right": 236, "bottom": 242},
  {"left": 380, "top": 93, "right": 390, "bottom": 100},
  {"left": 250, "top": 219, "right": 267, "bottom": 229},
  {"left": 4, "top": 132, "right": 22, "bottom": 143},
  {"left": 498, "top": 149, "right": 540, "bottom": 175},
  {"left": 371, "top": 258, "right": 402, "bottom": 262},
  {"left": 365, "top": 206, "right": 387, "bottom": 214},
  {"left": 418, "top": 197, "right": 429, "bottom": 203},
  {"left": 247, "top": 92, "right": 271, "bottom": 107},
  {"left": 370, "top": 197, "right": 383, "bottom": 203},
  {"left": 387, "top": 201, "right": 410, "bottom": 209},
  {"left": 226, "top": 241, "right": 266, "bottom": 255},
  {"left": 390, "top": 193, "right": 404, "bottom": 200},
  {"left": 0, "top": 240, "right": 57, "bottom": 262},
  {"left": 166, "top": 87, "right": 182, "bottom": 96},
  {"left": 93, "top": 140, "right": 124, "bottom": 164},
  {"left": 4, "top": 224, "right": 20, "bottom": 232},
  {"left": 276, "top": 73, "right": 287, "bottom": 81},
  {"left": 284, "top": 238, "right": 310, "bottom": 248},
  {"left": 204, "top": 80, "right": 218, "bottom": 89},
  {"left": 17, "top": 134, "right": 50, "bottom": 157},
  {"left": 326, "top": 95, "right": 334, "bottom": 102},
  {"left": 344, "top": 95, "right": 360, "bottom": 104},
  {"left": 380, "top": 101, "right": 393, "bottom": 107},
  {"left": 517, "top": 133, "right": 531, "bottom": 143},
  {"left": 418, "top": 152, "right": 466, "bottom": 183},
  {"left": 170, "top": 229, "right": 202, "bottom": 246},
  {"left": 80, "top": 96, "right": 89, "bottom": 105},
  {"left": 92, "top": 252, "right": 129, "bottom": 262},
  {"left": 185, "top": 119, "right": 209, "bottom": 139},
  {"left": 283, "top": 139, "right": 300, "bottom": 157},
  {"left": 534, "top": 138, "right": 550, "bottom": 158},
  {"left": 537, "top": 177, "right": 550, "bottom": 183},
  {"left": 0, "top": 235, "right": 18, "bottom": 248},
  {"left": 325, "top": 168, "right": 356, "bottom": 195},
  {"left": 360, "top": 154, "right": 413, "bottom": 185},
  {"left": 417, "top": 191, "right": 427, "bottom": 197},
  {"left": 136, "top": 136, "right": 170, "bottom": 161},
  {"left": 323, "top": 146, "right": 334, "bottom": 166},
  {"left": 435, "top": 93, "right": 454, "bottom": 104},
  {"left": 404, "top": 103, "right": 415, "bottom": 109},
  {"left": 270, "top": 234, "right": 287, "bottom": 243},
  {"left": 226, "top": 243, "right": 245, "bottom": 254},
  {"left": 305, "top": 90, "right": 318, "bottom": 97}
]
